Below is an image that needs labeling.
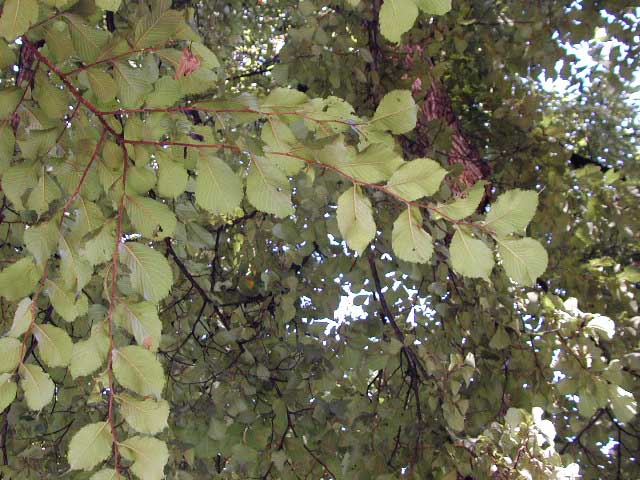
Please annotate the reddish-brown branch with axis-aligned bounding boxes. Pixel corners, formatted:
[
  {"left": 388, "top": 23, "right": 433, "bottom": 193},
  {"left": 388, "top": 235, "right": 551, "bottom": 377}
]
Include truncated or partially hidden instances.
[{"left": 65, "top": 43, "right": 175, "bottom": 76}]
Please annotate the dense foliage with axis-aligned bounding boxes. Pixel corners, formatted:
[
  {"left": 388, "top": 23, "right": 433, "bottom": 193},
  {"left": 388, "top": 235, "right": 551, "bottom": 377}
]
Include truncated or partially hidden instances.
[{"left": 0, "top": 0, "right": 638, "bottom": 479}]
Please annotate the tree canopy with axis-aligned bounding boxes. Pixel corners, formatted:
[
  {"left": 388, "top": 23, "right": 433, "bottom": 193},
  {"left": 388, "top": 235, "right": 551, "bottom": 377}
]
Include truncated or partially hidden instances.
[{"left": 0, "top": 0, "right": 638, "bottom": 479}]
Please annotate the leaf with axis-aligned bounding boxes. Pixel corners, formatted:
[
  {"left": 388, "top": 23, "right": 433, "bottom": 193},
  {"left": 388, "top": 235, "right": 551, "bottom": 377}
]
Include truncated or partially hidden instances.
[
  {"left": 33, "top": 324, "right": 73, "bottom": 368},
  {"left": 91, "top": 470, "right": 125, "bottom": 480},
  {"left": 120, "top": 436, "right": 169, "bottom": 480},
  {"left": 386, "top": 158, "right": 447, "bottom": 200},
  {"left": 67, "top": 422, "right": 113, "bottom": 471},
  {"left": 157, "top": 153, "right": 188, "bottom": 198},
  {"left": 371, "top": 90, "right": 418, "bottom": 135},
  {"left": 24, "top": 220, "right": 59, "bottom": 265},
  {"left": 45, "top": 279, "right": 89, "bottom": 322},
  {"left": 497, "top": 237, "right": 548, "bottom": 286},
  {"left": 336, "top": 186, "right": 376, "bottom": 254},
  {"left": 118, "top": 393, "right": 169, "bottom": 434},
  {"left": 9, "top": 297, "right": 34, "bottom": 338},
  {"left": 114, "top": 301, "right": 162, "bottom": 352},
  {"left": 146, "top": 76, "right": 183, "bottom": 108},
  {"left": 195, "top": 154, "right": 244, "bottom": 215},
  {"left": 70, "top": 323, "right": 109, "bottom": 378},
  {"left": 484, "top": 189, "right": 538, "bottom": 236},
  {"left": 1, "top": 162, "right": 37, "bottom": 210},
  {"left": 82, "top": 221, "right": 116, "bottom": 267},
  {"left": 87, "top": 69, "right": 118, "bottom": 103},
  {"left": 113, "top": 62, "right": 152, "bottom": 108},
  {"left": 96, "top": 0, "right": 122, "bottom": 11},
  {"left": 379, "top": 0, "right": 419, "bottom": 44},
  {"left": 125, "top": 195, "right": 176, "bottom": 239},
  {"left": 26, "top": 172, "right": 62, "bottom": 215},
  {"left": 449, "top": 229, "right": 494, "bottom": 280},
  {"left": 64, "top": 14, "right": 109, "bottom": 63},
  {"left": 437, "top": 181, "right": 487, "bottom": 220},
  {"left": 113, "top": 345, "right": 165, "bottom": 398},
  {"left": 609, "top": 384, "right": 637, "bottom": 423},
  {"left": 0, "top": 337, "right": 21, "bottom": 374},
  {"left": 318, "top": 141, "right": 404, "bottom": 183},
  {"left": 0, "top": 374, "right": 17, "bottom": 412},
  {"left": 415, "top": 0, "right": 451, "bottom": 15},
  {"left": 120, "top": 242, "right": 173, "bottom": 302},
  {"left": 0, "top": 257, "right": 42, "bottom": 302},
  {"left": 58, "top": 234, "right": 93, "bottom": 293},
  {"left": 392, "top": 208, "right": 433, "bottom": 263},
  {"left": 586, "top": 315, "right": 616, "bottom": 341},
  {"left": 133, "top": 5, "right": 183, "bottom": 49},
  {"left": 0, "top": 0, "right": 39, "bottom": 41},
  {"left": 19, "top": 363, "right": 55, "bottom": 410},
  {"left": 246, "top": 157, "right": 293, "bottom": 218}
]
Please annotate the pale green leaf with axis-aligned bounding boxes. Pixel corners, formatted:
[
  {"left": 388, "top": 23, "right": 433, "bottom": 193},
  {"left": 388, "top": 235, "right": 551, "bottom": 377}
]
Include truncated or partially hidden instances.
[
  {"left": 336, "top": 186, "right": 376, "bottom": 254},
  {"left": 120, "top": 436, "right": 169, "bottom": 480},
  {"left": 371, "top": 90, "right": 417, "bottom": 134},
  {"left": 133, "top": 6, "right": 183, "bottom": 49},
  {"left": 26, "top": 172, "right": 62, "bottom": 215},
  {"left": 146, "top": 76, "right": 182, "bottom": 108},
  {"left": 33, "top": 323, "right": 73, "bottom": 368},
  {"left": 1, "top": 162, "right": 36, "bottom": 210},
  {"left": 67, "top": 422, "right": 113, "bottom": 471},
  {"left": 415, "top": 0, "right": 451, "bottom": 15},
  {"left": 0, "top": 374, "right": 17, "bottom": 412},
  {"left": 318, "top": 141, "right": 403, "bottom": 183},
  {"left": 113, "top": 62, "right": 153, "bottom": 109},
  {"left": 113, "top": 345, "right": 165, "bottom": 398},
  {"left": 0, "top": 0, "right": 38, "bottom": 41},
  {"left": 609, "top": 384, "right": 637, "bottom": 423},
  {"left": 19, "top": 363, "right": 55, "bottom": 410},
  {"left": 64, "top": 14, "right": 109, "bottom": 63},
  {"left": 195, "top": 154, "right": 244, "bottom": 215},
  {"left": 0, "top": 257, "right": 42, "bottom": 302},
  {"left": 497, "top": 237, "right": 548, "bottom": 286},
  {"left": 96, "top": 0, "right": 122, "bottom": 11},
  {"left": 118, "top": 393, "right": 169, "bottom": 434},
  {"left": 449, "top": 229, "right": 494, "bottom": 280},
  {"left": 157, "top": 153, "right": 188, "bottom": 198},
  {"left": 246, "top": 157, "right": 293, "bottom": 218},
  {"left": 58, "top": 235, "right": 93, "bottom": 293},
  {"left": 114, "top": 301, "right": 162, "bottom": 352},
  {"left": 119, "top": 242, "right": 173, "bottom": 302},
  {"left": 8, "top": 297, "right": 34, "bottom": 338},
  {"left": 484, "top": 189, "right": 538, "bottom": 236},
  {"left": 437, "top": 181, "right": 487, "bottom": 220},
  {"left": 386, "top": 158, "right": 446, "bottom": 200},
  {"left": 24, "top": 220, "right": 59, "bottom": 265},
  {"left": 90, "top": 469, "right": 125, "bottom": 480},
  {"left": 392, "top": 208, "right": 433, "bottom": 264},
  {"left": 379, "top": 0, "right": 419, "bottom": 43},
  {"left": 125, "top": 195, "right": 176, "bottom": 239},
  {"left": 586, "top": 315, "right": 615, "bottom": 341},
  {"left": 0, "top": 337, "right": 21, "bottom": 374},
  {"left": 70, "top": 323, "right": 109, "bottom": 379},
  {"left": 82, "top": 221, "right": 116, "bottom": 266},
  {"left": 87, "top": 69, "right": 118, "bottom": 103},
  {"left": 262, "top": 87, "right": 308, "bottom": 109}
]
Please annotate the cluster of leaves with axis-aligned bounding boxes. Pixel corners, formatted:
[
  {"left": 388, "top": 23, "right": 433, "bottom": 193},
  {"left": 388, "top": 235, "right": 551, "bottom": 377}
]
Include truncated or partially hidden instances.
[{"left": 0, "top": 0, "right": 637, "bottom": 479}]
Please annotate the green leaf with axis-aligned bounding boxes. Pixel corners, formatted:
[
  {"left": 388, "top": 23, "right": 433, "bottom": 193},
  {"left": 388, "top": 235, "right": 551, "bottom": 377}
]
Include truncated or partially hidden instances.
[
  {"left": 119, "top": 242, "right": 173, "bottom": 302},
  {"left": 45, "top": 279, "right": 89, "bottom": 322},
  {"left": 114, "top": 301, "right": 162, "bottom": 352},
  {"left": 246, "top": 156, "right": 293, "bottom": 218},
  {"left": 157, "top": 152, "right": 188, "bottom": 198},
  {"left": 24, "top": 220, "right": 59, "bottom": 265},
  {"left": 113, "top": 345, "right": 165, "bottom": 398},
  {"left": 96, "top": 0, "right": 122, "bottom": 11},
  {"left": 0, "top": 374, "right": 17, "bottom": 412},
  {"left": 386, "top": 158, "right": 447, "bottom": 200},
  {"left": 8, "top": 297, "right": 34, "bottom": 338},
  {"left": 67, "top": 422, "right": 113, "bottom": 471},
  {"left": 58, "top": 235, "right": 93, "bottom": 293},
  {"left": 120, "top": 436, "right": 169, "bottom": 480},
  {"left": 87, "top": 69, "right": 118, "bottom": 103},
  {"left": 0, "top": 120, "right": 16, "bottom": 170},
  {"left": 497, "top": 237, "right": 548, "bottom": 286},
  {"left": 90, "top": 470, "right": 125, "bottom": 480},
  {"left": 415, "top": 0, "right": 451, "bottom": 15},
  {"left": 33, "top": 323, "right": 73, "bottom": 368},
  {"left": 371, "top": 90, "right": 418, "bottom": 135},
  {"left": 133, "top": 5, "right": 183, "bottom": 49},
  {"left": 0, "top": 257, "right": 42, "bottom": 302},
  {"left": 118, "top": 393, "right": 169, "bottom": 434},
  {"left": 1, "top": 162, "right": 36, "bottom": 209},
  {"left": 82, "top": 221, "right": 116, "bottom": 267},
  {"left": 379, "top": 0, "right": 418, "bottom": 44},
  {"left": 484, "top": 189, "right": 538, "bottom": 236},
  {"left": 146, "top": 76, "right": 183, "bottom": 108},
  {"left": 19, "top": 363, "right": 55, "bottom": 411},
  {"left": 70, "top": 323, "right": 109, "bottom": 379},
  {"left": 195, "top": 154, "right": 244, "bottom": 215},
  {"left": 609, "top": 384, "right": 637, "bottom": 423},
  {"left": 27, "top": 172, "right": 62, "bottom": 215},
  {"left": 449, "top": 229, "right": 494, "bottom": 280},
  {"left": 113, "top": 62, "right": 152, "bottom": 109},
  {"left": 337, "top": 186, "right": 376, "bottom": 254},
  {"left": 0, "top": 337, "right": 21, "bottom": 374},
  {"left": 0, "top": 0, "right": 39, "bottom": 41},
  {"left": 437, "top": 181, "right": 487, "bottom": 220},
  {"left": 318, "top": 141, "right": 404, "bottom": 183},
  {"left": 64, "top": 14, "right": 109, "bottom": 63},
  {"left": 125, "top": 195, "right": 176, "bottom": 239},
  {"left": 586, "top": 315, "right": 615, "bottom": 341},
  {"left": 392, "top": 208, "right": 433, "bottom": 264}
]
